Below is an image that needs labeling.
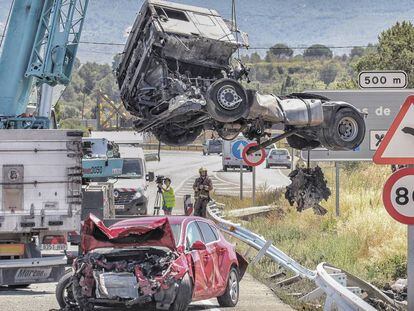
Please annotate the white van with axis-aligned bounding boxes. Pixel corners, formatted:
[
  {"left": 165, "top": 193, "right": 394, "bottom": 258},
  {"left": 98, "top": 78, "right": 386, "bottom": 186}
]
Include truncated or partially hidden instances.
[
  {"left": 109, "top": 146, "right": 153, "bottom": 216},
  {"left": 222, "top": 137, "right": 253, "bottom": 172}
]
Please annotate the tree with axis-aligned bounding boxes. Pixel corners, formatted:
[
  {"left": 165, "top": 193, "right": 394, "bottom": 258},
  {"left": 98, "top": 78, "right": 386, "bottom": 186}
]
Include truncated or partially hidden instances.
[
  {"left": 355, "top": 21, "right": 414, "bottom": 87},
  {"left": 250, "top": 52, "right": 261, "bottom": 63},
  {"left": 268, "top": 43, "right": 293, "bottom": 59},
  {"left": 304, "top": 44, "right": 333, "bottom": 59},
  {"left": 350, "top": 46, "right": 364, "bottom": 58},
  {"left": 319, "top": 63, "right": 338, "bottom": 85}
]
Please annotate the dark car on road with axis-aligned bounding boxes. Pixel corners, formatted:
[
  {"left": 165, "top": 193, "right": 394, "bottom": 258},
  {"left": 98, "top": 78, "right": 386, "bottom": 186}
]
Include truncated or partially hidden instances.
[
  {"left": 56, "top": 215, "right": 247, "bottom": 311},
  {"left": 202, "top": 139, "right": 223, "bottom": 155}
]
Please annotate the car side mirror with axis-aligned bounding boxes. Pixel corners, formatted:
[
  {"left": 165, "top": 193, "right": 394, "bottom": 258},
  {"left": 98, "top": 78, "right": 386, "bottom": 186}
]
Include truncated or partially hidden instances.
[
  {"left": 190, "top": 240, "right": 206, "bottom": 251},
  {"left": 146, "top": 172, "right": 155, "bottom": 182}
]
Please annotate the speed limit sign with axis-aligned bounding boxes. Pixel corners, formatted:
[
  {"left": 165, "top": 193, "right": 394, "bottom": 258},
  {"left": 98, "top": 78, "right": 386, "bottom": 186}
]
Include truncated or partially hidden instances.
[{"left": 383, "top": 168, "right": 414, "bottom": 224}]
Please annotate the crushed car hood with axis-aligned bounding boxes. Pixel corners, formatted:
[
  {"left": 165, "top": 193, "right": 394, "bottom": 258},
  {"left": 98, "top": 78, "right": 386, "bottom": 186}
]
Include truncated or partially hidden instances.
[{"left": 81, "top": 214, "right": 177, "bottom": 252}]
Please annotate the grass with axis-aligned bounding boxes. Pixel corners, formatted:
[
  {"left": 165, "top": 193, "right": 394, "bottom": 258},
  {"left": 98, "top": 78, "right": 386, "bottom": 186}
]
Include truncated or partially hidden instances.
[{"left": 214, "top": 162, "right": 407, "bottom": 292}]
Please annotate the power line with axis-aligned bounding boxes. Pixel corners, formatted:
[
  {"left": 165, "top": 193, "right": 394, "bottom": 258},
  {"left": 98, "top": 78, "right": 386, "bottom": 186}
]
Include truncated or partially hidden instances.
[{"left": 0, "top": 34, "right": 373, "bottom": 51}]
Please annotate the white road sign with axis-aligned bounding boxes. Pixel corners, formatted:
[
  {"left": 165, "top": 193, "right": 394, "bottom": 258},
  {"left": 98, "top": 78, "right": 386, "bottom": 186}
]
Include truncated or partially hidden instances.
[
  {"left": 359, "top": 71, "right": 407, "bottom": 89},
  {"left": 369, "top": 130, "right": 387, "bottom": 151},
  {"left": 374, "top": 96, "right": 414, "bottom": 164},
  {"left": 383, "top": 168, "right": 414, "bottom": 224}
]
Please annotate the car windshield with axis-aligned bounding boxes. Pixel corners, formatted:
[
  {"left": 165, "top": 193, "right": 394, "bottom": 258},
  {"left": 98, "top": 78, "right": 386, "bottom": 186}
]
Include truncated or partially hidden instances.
[
  {"left": 209, "top": 140, "right": 222, "bottom": 146},
  {"left": 272, "top": 149, "right": 288, "bottom": 155},
  {"left": 119, "top": 158, "right": 143, "bottom": 178},
  {"left": 171, "top": 223, "right": 181, "bottom": 246}
]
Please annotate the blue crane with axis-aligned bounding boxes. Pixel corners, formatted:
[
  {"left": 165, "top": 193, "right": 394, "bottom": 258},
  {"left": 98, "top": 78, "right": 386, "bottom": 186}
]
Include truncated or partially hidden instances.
[
  {"left": 0, "top": 0, "right": 88, "bottom": 128},
  {"left": 0, "top": 0, "right": 124, "bottom": 178}
]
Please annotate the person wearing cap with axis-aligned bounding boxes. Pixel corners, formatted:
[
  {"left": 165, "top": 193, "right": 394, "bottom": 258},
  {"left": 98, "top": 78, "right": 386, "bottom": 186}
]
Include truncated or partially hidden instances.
[
  {"left": 193, "top": 167, "right": 213, "bottom": 217},
  {"left": 161, "top": 178, "right": 175, "bottom": 215}
]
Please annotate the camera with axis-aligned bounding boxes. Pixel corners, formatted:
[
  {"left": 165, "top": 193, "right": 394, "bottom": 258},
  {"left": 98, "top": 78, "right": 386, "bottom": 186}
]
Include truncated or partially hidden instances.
[{"left": 155, "top": 175, "right": 165, "bottom": 184}]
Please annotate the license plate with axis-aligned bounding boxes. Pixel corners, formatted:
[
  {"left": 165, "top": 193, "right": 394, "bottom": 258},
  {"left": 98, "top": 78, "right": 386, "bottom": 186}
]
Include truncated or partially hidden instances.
[
  {"left": 40, "top": 244, "right": 67, "bottom": 251},
  {"left": 115, "top": 205, "right": 125, "bottom": 210}
]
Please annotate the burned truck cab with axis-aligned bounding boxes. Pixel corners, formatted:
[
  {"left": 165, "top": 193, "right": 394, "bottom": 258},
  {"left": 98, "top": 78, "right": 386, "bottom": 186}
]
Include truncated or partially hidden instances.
[{"left": 117, "top": 0, "right": 365, "bottom": 152}]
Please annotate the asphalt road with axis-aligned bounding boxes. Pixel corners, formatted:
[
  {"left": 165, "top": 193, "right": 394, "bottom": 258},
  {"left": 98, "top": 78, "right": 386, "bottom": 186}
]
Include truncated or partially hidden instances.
[
  {"left": 0, "top": 151, "right": 292, "bottom": 311},
  {"left": 147, "top": 151, "right": 292, "bottom": 213}
]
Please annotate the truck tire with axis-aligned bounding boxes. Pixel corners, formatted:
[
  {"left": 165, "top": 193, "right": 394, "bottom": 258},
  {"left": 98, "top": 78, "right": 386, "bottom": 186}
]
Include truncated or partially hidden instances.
[
  {"left": 206, "top": 79, "right": 248, "bottom": 123},
  {"left": 322, "top": 107, "right": 365, "bottom": 150},
  {"left": 170, "top": 273, "right": 192, "bottom": 311},
  {"left": 217, "top": 267, "right": 239, "bottom": 307},
  {"left": 56, "top": 269, "right": 75, "bottom": 309}
]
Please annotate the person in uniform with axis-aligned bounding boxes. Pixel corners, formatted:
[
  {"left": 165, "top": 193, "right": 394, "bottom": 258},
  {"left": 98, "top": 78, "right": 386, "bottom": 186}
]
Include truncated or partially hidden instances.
[
  {"left": 160, "top": 177, "right": 175, "bottom": 216},
  {"left": 193, "top": 167, "right": 213, "bottom": 217}
]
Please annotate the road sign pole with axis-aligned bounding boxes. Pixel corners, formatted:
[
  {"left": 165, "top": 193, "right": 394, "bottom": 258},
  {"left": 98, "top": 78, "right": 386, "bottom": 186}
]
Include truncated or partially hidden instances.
[
  {"left": 252, "top": 166, "right": 256, "bottom": 205},
  {"left": 335, "top": 162, "right": 340, "bottom": 217},
  {"left": 409, "top": 164, "right": 414, "bottom": 311},
  {"left": 408, "top": 225, "right": 414, "bottom": 311},
  {"left": 239, "top": 164, "right": 243, "bottom": 200}
]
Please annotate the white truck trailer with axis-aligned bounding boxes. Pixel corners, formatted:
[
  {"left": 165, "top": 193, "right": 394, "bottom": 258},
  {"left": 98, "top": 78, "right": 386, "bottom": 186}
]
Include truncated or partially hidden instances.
[{"left": 0, "top": 130, "right": 82, "bottom": 286}]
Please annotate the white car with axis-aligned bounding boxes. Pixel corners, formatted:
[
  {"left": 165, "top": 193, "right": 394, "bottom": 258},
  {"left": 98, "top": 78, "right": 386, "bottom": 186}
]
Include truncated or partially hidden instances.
[{"left": 266, "top": 148, "right": 291, "bottom": 169}]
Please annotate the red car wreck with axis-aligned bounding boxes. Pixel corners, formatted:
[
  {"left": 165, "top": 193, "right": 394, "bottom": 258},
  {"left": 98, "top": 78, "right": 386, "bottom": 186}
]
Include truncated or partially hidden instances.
[{"left": 57, "top": 215, "right": 247, "bottom": 310}]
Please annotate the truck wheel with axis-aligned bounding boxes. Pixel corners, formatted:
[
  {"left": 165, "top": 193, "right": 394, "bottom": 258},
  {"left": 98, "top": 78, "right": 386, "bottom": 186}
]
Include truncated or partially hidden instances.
[
  {"left": 56, "top": 269, "right": 76, "bottom": 309},
  {"left": 323, "top": 107, "right": 365, "bottom": 150},
  {"left": 206, "top": 79, "right": 248, "bottom": 123},
  {"left": 170, "top": 273, "right": 192, "bottom": 311},
  {"left": 217, "top": 267, "right": 239, "bottom": 307}
]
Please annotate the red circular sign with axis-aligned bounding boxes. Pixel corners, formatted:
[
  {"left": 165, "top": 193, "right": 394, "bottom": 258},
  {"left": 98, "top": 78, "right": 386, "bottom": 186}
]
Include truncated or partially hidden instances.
[
  {"left": 383, "top": 167, "right": 414, "bottom": 224},
  {"left": 242, "top": 142, "right": 266, "bottom": 167}
]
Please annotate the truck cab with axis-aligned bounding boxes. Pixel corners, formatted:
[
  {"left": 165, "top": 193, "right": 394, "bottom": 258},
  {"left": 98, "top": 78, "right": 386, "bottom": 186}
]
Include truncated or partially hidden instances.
[{"left": 111, "top": 147, "right": 150, "bottom": 216}]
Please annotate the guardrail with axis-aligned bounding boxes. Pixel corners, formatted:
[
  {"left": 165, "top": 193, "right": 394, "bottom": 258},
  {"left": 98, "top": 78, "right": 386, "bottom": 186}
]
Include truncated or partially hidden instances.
[
  {"left": 207, "top": 201, "right": 402, "bottom": 311},
  {"left": 141, "top": 143, "right": 203, "bottom": 151}
]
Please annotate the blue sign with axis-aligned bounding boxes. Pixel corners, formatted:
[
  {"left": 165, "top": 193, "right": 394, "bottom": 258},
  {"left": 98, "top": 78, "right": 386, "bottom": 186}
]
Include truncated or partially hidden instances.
[{"left": 231, "top": 140, "right": 248, "bottom": 159}]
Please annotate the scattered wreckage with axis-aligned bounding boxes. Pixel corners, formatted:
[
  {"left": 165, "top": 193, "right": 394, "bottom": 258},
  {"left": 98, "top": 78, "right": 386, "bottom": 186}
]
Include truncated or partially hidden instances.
[
  {"left": 117, "top": 0, "right": 365, "bottom": 153},
  {"left": 56, "top": 215, "right": 247, "bottom": 311}
]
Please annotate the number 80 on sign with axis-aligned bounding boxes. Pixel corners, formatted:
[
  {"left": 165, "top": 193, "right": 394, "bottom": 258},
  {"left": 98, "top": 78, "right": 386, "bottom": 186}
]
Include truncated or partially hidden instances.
[{"left": 383, "top": 168, "right": 414, "bottom": 225}]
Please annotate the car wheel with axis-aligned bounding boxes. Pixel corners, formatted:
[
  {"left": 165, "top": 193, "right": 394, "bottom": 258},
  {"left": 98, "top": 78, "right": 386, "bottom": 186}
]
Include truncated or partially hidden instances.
[
  {"left": 56, "top": 269, "right": 76, "bottom": 309},
  {"left": 206, "top": 79, "right": 248, "bottom": 123},
  {"left": 248, "top": 166, "right": 253, "bottom": 172},
  {"left": 170, "top": 273, "right": 192, "bottom": 311},
  {"left": 223, "top": 165, "right": 228, "bottom": 172},
  {"left": 203, "top": 150, "right": 206, "bottom": 155},
  {"left": 265, "top": 162, "right": 270, "bottom": 168},
  {"left": 217, "top": 267, "right": 239, "bottom": 307},
  {"left": 322, "top": 107, "right": 365, "bottom": 150}
]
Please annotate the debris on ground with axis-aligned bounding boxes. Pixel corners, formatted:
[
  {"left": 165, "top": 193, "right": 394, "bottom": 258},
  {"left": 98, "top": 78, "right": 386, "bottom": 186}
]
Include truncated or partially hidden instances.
[{"left": 285, "top": 166, "right": 331, "bottom": 215}]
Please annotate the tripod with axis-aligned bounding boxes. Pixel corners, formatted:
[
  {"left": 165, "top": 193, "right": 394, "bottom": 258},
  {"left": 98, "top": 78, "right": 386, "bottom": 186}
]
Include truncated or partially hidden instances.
[{"left": 153, "top": 185, "right": 164, "bottom": 215}]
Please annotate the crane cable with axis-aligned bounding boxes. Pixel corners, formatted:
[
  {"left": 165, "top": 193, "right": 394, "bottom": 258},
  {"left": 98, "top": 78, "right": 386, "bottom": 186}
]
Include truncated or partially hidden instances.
[
  {"left": 0, "top": 0, "right": 15, "bottom": 49},
  {"left": 231, "top": 0, "right": 240, "bottom": 59}
]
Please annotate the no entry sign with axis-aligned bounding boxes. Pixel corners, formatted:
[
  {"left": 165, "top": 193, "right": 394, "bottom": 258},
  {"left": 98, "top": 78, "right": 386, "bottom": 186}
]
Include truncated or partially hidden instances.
[
  {"left": 383, "top": 168, "right": 414, "bottom": 225},
  {"left": 242, "top": 142, "right": 265, "bottom": 167}
]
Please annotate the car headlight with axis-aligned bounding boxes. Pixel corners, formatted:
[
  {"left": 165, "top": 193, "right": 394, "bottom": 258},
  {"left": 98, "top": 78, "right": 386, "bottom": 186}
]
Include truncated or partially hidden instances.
[{"left": 133, "top": 191, "right": 142, "bottom": 199}]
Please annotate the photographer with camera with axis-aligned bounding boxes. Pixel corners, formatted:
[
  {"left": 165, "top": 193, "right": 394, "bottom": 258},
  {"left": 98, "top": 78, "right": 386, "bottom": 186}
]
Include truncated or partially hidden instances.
[
  {"left": 157, "top": 177, "right": 175, "bottom": 215},
  {"left": 193, "top": 167, "right": 213, "bottom": 218}
]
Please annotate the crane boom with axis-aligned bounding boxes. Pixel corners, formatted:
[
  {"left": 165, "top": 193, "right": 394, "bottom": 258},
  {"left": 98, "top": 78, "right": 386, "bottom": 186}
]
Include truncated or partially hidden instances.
[{"left": 0, "top": 0, "right": 88, "bottom": 127}]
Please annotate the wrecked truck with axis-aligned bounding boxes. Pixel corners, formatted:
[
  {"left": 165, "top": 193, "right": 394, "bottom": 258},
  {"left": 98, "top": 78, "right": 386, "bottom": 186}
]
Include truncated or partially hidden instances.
[
  {"left": 56, "top": 215, "right": 247, "bottom": 310},
  {"left": 117, "top": 0, "right": 365, "bottom": 151}
]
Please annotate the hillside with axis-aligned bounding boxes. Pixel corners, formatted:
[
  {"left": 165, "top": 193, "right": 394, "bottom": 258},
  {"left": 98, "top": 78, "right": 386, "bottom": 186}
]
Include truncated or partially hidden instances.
[{"left": 2, "top": 0, "right": 414, "bottom": 63}]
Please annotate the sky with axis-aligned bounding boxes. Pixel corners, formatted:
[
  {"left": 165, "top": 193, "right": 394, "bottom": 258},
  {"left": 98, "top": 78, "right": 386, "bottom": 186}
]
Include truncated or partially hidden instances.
[{"left": 1, "top": 0, "right": 414, "bottom": 63}]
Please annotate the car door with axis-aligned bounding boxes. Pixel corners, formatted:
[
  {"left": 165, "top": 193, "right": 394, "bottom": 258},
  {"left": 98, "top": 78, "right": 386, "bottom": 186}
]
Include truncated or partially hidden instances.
[
  {"left": 185, "top": 221, "right": 213, "bottom": 300},
  {"left": 197, "top": 221, "right": 227, "bottom": 296}
]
